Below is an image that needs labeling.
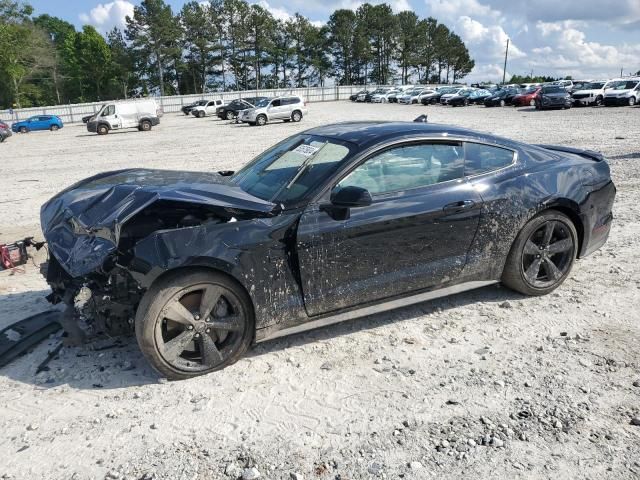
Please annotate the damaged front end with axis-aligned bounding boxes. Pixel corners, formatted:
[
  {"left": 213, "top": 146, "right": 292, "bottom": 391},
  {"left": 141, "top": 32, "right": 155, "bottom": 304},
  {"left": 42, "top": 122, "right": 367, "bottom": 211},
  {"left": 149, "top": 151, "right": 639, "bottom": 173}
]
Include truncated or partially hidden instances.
[{"left": 40, "top": 168, "right": 275, "bottom": 342}]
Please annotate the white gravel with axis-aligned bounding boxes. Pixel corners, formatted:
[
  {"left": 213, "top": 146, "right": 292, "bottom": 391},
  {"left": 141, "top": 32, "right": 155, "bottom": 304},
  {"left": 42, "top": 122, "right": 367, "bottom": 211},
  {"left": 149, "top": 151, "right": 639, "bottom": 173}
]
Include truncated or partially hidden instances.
[{"left": 0, "top": 101, "right": 639, "bottom": 479}]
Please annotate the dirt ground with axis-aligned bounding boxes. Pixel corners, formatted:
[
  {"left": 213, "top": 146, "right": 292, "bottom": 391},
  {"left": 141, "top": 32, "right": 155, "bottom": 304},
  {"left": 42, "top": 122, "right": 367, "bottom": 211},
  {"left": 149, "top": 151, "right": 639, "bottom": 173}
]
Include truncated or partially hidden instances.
[{"left": 0, "top": 101, "right": 639, "bottom": 480}]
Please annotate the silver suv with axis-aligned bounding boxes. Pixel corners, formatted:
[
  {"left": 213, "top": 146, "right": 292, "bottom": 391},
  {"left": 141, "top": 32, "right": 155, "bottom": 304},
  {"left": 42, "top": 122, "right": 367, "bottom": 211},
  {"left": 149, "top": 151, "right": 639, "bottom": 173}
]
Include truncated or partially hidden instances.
[{"left": 239, "top": 96, "right": 308, "bottom": 126}]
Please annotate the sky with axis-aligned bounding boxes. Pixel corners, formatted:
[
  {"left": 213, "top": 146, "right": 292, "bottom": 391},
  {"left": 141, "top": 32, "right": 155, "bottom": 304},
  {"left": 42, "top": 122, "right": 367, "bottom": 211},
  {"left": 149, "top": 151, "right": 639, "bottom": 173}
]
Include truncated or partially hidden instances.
[{"left": 27, "top": 0, "right": 640, "bottom": 83}]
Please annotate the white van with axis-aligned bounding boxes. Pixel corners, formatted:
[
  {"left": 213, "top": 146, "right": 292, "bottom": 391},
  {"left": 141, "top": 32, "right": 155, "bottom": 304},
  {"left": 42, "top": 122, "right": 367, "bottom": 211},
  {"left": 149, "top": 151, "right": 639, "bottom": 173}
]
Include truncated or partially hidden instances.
[
  {"left": 603, "top": 78, "right": 640, "bottom": 106},
  {"left": 87, "top": 99, "right": 160, "bottom": 135}
]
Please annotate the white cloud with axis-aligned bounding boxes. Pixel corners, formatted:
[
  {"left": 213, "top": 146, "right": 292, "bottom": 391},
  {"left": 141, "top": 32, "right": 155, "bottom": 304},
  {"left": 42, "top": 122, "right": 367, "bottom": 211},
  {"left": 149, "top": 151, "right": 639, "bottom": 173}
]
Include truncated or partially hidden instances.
[
  {"left": 428, "top": 0, "right": 500, "bottom": 20},
  {"left": 79, "top": 1, "right": 134, "bottom": 33},
  {"left": 257, "top": 0, "right": 292, "bottom": 21}
]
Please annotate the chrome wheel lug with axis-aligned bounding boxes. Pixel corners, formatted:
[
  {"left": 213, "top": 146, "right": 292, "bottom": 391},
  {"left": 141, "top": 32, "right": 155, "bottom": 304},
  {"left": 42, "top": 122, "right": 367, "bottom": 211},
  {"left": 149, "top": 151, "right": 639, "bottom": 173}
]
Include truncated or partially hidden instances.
[
  {"left": 194, "top": 314, "right": 201, "bottom": 321},
  {"left": 205, "top": 328, "right": 211, "bottom": 334},
  {"left": 187, "top": 325, "right": 194, "bottom": 330}
]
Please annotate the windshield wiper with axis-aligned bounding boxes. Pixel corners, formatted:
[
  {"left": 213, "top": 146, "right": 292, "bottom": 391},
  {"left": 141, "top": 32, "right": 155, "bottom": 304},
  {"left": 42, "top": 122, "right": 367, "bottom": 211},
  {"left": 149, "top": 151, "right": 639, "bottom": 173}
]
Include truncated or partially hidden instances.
[
  {"left": 269, "top": 141, "right": 330, "bottom": 201},
  {"left": 284, "top": 141, "right": 329, "bottom": 190}
]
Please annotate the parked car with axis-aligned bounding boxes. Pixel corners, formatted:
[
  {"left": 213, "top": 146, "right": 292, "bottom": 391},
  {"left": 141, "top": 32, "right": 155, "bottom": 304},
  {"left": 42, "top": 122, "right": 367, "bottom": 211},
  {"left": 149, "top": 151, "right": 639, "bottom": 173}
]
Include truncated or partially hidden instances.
[
  {"left": 535, "top": 85, "right": 572, "bottom": 110},
  {"left": 420, "top": 87, "right": 454, "bottom": 105},
  {"left": 349, "top": 90, "right": 368, "bottom": 101},
  {"left": 192, "top": 99, "right": 225, "bottom": 117},
  {"left": 512, "top": 86, "right": 541, "bottom": 107},
  {"left": 572, "top": 80, "right": 611, "bottom": 106},
  {"left": 372, "top": 89, "right": 400, "bottom": 103},
  {"left": 12, "top": 115, "right": 63, "bottom": 133},
  {"left": 0, "top": 120, "right": 12, "bottom": 142},
  {"left": 554, "top": 80, "right": 574, "bottom": 92},
  {"left": 366, "top": 88, "right": 392, "bottom": 102},
  {"left": 603, "top": 78, "right": 640, "bottom": 106},
  {"left": 182, "top": 100, "right": 208, "bottom": 116},
  {"left": 86, "top": 99, "right": 160, "bottom": 135},
  {"left": 217, "top": 97, "right": 267, "bottom": 120},
  {"left": 398, "top": 88, "right": 428, "bottom": 104},
  {"left": 446, "top": 89, "right": 477, "bottom": 107},
  {"left": 468, "top": 89, "right": 492, "bottom": 104},
  {"left": 570, "top": 80, "right": 591, "bottom": 93},
  {"left": 40, "top": 120, "right": 616, "bottom": 379},
  {"left": 484, "top": 89, "right": 511, "bottom": 107},
  {"left": 441, "top": 88, "right": 474, "bottom": 106},
  {"left": 238, "top": 96, "right": 307, "bottom": 126}
]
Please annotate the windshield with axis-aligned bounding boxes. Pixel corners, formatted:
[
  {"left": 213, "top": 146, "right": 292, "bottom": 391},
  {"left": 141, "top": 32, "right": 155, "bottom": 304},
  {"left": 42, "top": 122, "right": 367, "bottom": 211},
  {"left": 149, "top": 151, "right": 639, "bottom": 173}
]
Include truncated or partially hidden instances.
[
  {"left": 231, "top": 134, "right": 356, "bottom": 204},
  {"left": 610, "top": 80, "right": 638, "bottom": 90},
  {"left": 582, "top": 82, "right": 604, "bottom": 90},
  {"left": 253, "top": 98, "right": 271, "bottom": 107}
]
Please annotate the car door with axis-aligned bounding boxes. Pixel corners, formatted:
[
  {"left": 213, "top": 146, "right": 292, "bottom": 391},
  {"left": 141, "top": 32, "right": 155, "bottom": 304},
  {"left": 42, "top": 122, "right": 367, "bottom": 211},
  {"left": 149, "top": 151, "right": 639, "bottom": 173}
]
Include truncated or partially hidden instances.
[
  {"left": 100, "top": 105, "right": 121, "bottom": 129},
  {"left": 35, "top": 116, "right": 49, "bottom": 130},
  {"left": 295, "top": 140, "right": 483, "bottom": 317},
  {"left": 267, "top": 98, "right": 285, "bottom": 119}
]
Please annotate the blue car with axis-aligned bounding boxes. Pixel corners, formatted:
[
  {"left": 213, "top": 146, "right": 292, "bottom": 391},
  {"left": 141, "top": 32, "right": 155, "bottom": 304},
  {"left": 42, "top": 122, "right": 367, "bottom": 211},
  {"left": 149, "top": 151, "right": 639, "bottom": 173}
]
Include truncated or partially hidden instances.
[{"left": 12, "top": 115, "right": 63, "bottom": 133}]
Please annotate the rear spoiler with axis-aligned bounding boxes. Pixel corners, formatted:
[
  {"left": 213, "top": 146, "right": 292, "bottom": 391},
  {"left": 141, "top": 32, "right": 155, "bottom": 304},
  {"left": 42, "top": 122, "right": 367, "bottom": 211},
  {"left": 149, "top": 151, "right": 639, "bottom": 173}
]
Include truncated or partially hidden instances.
[{"left": 534, "top": 144, "right": 604, "bottom": 162}]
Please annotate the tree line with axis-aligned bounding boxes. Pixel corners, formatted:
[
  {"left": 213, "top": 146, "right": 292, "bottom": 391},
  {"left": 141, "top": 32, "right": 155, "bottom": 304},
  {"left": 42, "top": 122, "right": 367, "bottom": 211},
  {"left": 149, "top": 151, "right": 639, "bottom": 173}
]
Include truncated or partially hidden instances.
[{"left": 0, "top": 0, "right": 475, "bottom": 108}]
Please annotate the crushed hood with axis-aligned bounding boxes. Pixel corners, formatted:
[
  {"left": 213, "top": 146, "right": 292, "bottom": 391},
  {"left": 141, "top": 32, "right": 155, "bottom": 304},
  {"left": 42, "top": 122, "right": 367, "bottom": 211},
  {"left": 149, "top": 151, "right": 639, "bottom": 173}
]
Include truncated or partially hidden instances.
[{"left": 41, "top": 168, "right": 275, "bottom": 277}]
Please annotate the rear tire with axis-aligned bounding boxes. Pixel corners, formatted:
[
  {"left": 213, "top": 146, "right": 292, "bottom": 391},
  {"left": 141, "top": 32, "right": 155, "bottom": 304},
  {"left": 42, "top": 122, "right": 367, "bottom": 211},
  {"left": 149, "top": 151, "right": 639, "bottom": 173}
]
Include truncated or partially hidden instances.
[
  {"left": 502, "top": 210, "right": 578, "bottom": 296},
  {"left": 135, "top": 269, "right": 254, "bottom": 380},
  {"left": 140, "top": 120, "right": 152, "bottom": 131},
  {"left": 499, "top": 99, "right": 506, "bottom": 107},
  {"left": 226, "top": 110, "right": 235, "bottom": 120},
  {"left": 291, "top": 110, "right": 302, "bottom": 122}
]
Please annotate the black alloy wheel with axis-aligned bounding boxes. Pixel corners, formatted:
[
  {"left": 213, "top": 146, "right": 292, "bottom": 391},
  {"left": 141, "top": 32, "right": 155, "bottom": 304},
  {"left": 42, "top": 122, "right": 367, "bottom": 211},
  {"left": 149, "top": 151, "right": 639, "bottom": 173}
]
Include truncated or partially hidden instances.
[
  {"left": 136, "top": 270, "right": 253, "bottom": 379},
  {"left": 502, "top": 211, "right": 577, "bottom": 296}
]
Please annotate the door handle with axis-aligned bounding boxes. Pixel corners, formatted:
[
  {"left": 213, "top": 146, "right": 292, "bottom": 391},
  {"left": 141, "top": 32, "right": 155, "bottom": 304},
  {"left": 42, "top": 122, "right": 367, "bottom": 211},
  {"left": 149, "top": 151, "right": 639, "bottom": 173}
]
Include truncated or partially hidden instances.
[{"left": 443, "top": 200, "right": 476, "bottom": 214}]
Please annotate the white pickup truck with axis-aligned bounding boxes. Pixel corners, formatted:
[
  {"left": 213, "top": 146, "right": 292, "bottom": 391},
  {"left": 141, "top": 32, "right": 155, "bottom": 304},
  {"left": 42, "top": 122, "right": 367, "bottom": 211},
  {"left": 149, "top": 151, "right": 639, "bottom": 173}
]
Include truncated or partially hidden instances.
[{"left": 191, "top": 99, "right": 225, "bottom": 118}]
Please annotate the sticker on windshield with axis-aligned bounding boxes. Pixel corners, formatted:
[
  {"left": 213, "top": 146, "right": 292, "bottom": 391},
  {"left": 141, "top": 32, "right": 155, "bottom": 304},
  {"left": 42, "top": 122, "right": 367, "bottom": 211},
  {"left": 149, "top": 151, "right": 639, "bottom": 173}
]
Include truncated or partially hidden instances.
[{"left": 292, "top": 144, "right": 319, "bottom": 157}]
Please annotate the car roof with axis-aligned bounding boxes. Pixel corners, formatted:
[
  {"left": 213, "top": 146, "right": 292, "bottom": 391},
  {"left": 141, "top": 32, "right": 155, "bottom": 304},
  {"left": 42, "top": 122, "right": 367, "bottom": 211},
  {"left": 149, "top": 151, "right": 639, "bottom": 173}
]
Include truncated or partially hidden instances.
[{"left": 303, "top": 121, "right": 520, "bottom": 149}]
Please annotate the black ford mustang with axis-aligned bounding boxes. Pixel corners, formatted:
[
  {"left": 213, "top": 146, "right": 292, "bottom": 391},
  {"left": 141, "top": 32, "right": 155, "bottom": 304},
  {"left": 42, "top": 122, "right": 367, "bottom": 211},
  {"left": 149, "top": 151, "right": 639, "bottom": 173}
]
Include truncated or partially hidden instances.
[{"left": 41, "top": 121, "right": 615, "bottom": 379}]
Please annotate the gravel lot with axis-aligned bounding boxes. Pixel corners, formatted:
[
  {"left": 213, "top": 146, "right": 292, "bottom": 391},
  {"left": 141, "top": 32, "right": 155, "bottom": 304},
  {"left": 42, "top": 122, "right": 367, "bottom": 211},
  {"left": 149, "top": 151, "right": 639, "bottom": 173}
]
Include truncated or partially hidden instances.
[{"left": 0, "top": 101, "right": 639, "bottom": 479}]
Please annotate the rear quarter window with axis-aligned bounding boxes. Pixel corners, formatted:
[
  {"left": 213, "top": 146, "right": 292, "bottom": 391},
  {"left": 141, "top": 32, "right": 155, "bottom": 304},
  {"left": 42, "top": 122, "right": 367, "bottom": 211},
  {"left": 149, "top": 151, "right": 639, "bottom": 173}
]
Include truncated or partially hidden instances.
[{"left": 464, "top": 143, "right": 515, "bottom": 176}]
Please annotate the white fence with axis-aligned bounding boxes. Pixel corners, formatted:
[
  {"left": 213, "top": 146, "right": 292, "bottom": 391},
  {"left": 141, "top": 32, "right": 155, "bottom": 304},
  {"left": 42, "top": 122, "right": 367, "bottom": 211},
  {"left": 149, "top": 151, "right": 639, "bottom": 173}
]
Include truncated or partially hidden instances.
[{"left": 0, "top": 85, "right": 384, "bottom": 125}]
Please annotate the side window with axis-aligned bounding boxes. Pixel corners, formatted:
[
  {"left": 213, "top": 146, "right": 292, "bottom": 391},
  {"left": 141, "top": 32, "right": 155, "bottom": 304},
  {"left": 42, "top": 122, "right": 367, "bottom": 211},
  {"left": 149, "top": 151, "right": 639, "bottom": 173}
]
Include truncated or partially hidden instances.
[
  {"left": 102, "top": 105, "right": 115, "bottom": 116},
  {"left": 464, "top": 143, "right": 514, "bottom": 176},
  {"left": 336, "top": 143, "right": 464, "bottom": 195},
  {"left": 270, "top": 99, "right": 281, "bottom": 107}
]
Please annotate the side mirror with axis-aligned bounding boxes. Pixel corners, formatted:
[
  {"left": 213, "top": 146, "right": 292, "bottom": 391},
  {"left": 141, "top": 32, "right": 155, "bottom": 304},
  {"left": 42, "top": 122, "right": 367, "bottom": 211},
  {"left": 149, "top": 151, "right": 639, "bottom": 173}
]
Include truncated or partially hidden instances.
[{"left": 330, "top": 186, "right": 372, "bottom": 208}]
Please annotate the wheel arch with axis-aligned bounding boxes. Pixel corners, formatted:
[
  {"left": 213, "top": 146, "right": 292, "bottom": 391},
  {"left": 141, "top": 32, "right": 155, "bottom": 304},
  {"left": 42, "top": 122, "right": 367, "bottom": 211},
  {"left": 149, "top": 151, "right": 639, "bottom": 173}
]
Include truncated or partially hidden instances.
[
  {"left": 143, "top": 261, "right": 256, "bottom": 320},
  {"left": 536, "top": 201, "right": 585, "bottom": 258}
]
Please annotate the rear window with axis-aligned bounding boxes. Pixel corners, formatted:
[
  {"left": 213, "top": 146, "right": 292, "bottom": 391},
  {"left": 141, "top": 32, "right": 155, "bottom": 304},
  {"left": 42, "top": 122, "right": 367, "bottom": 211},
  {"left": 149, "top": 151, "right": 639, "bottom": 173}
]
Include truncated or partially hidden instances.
[{"left": 464, "top": 143, "right": 515, "bottom": 176}]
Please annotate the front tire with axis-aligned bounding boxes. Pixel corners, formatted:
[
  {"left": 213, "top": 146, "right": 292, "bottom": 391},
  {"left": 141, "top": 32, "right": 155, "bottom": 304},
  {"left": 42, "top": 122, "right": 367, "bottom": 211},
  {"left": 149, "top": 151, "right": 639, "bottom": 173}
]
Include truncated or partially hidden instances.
[
  {"left": 50, "top": 125, "right": 59, "bottom": 131},
  {"left": 499, "top": 99, "right": 506, "bottom": 107},
  {"left": 19, "top": 127, "right": 28, "bottom": 133},
  {"left": 140, "top": 120, "right": 152, "bottom": 131},
  {"left": 629, "top": 97, "right": 637, "bottom": 106},
  {"left": 502, "top": 211, "right": 578, "bottom": 296},
  {"left": 256, "top": 114, "right": 267, "bottom": 126},
  {"left": 135, "top": 269, "right": 254, "bottom": 380}
]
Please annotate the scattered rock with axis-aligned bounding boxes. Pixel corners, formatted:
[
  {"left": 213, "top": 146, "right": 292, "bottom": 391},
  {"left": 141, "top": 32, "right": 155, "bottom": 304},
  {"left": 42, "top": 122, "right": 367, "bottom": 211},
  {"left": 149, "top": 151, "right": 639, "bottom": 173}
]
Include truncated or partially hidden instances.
[
  {"left": 368, "top": 462, "right": 383, "bottom": 475},
  {"left": 446, "top": 399, "right": 460, "bottom": 405},
  {"left": 150, "top": 423, "right": 158, "bottom": 430},
  {"left": 499, "top": 301, "right": 513, "bottom": 309},
  {"left": 409, "top": 461, "right": 423, "bottom": 470},
  {"left": 320, "top": 362, "right": 332, "bottom": 370},
  {"left": 225, "top": 463, "right": 242, "bottom": 478},
  {"left": 25, "top": 424, "right": 38, "bottom": 431},
  {"left": 242, "top": 467, "right": 261, "bottom": 480},
  {"left": 290, "top": 474, "right": 304, "bottom": 480},
  {"left": 491, "top": 437, "right": 505, "bottom": 448},
  {"left": 633, "top": 380, "right": 640, "bottom": 388},
  {"left": 579, "top": 358, "right": 592, "bottom": 368}
]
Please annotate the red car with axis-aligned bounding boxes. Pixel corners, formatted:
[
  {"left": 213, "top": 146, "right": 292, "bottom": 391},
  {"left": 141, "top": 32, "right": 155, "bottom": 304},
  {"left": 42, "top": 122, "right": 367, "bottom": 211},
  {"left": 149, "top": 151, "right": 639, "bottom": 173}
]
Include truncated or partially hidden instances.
[
  {"left": 513, "top": 87, "right": 541, "bottom": 107},
  {"left": 0, "top": 120, "right": 12, "bottom": 143}
]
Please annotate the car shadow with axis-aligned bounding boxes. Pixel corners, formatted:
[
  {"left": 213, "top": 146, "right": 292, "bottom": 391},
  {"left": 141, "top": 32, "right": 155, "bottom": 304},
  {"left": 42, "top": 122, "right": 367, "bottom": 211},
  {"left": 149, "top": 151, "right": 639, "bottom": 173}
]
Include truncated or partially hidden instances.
[
  {"left": 249, "top": 283, "right": 523, "bottom": 358},
  {"left": 0, "top": 283, "right": 525, "bottom": 390}
]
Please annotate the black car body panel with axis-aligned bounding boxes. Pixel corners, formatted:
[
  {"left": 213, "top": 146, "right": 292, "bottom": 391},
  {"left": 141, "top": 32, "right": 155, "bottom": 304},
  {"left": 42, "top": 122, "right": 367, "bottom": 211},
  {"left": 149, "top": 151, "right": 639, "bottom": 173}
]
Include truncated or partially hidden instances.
[
  {"left": 41, "top": 169, "right": 276, "bottom": 278},
  {"left": 41, "top": 122, "right": 615, "bottom": 341}
]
